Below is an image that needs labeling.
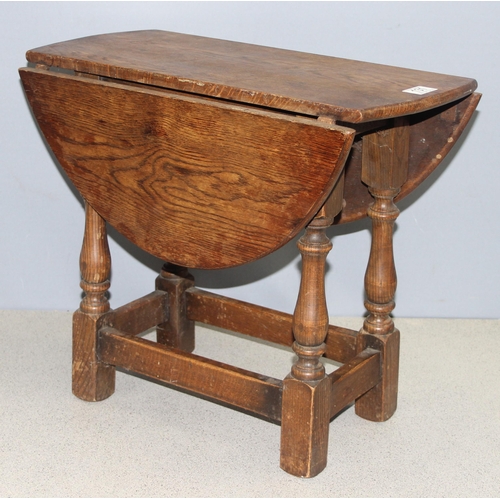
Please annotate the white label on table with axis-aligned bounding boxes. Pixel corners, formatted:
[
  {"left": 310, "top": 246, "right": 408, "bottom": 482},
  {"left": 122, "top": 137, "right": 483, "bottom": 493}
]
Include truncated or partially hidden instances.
[{"left": 402, "top": 86, "right": 438, "bottom": 95}]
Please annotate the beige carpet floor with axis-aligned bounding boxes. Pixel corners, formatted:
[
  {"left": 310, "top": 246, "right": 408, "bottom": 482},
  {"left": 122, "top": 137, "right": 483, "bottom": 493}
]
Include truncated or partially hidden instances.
[{"left": 1, "top": 310, "right": 499, "bottom": 497}]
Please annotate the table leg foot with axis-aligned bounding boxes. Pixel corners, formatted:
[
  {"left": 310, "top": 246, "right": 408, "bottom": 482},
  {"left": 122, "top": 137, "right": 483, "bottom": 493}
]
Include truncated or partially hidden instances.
[
  {"left": 355, "top": 328, "right": 399, "bottom": 421},
  {"left": 280, "top": 375, "right": 331, "bottom": 477},
  {"left": 73, "top": 310, "right": 115, "bottom": 401}
]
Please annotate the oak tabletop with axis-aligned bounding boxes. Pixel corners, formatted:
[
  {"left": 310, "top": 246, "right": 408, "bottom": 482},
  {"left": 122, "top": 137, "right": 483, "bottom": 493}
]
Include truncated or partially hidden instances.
[{"left": 26, "top": 30, "right": 477, "bottom": 123}]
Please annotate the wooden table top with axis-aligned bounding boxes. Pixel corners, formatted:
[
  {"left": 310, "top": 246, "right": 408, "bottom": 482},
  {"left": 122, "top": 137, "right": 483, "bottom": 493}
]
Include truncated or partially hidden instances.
[{"left": 26, "top": 30, "right": 477, "bottom": 123}]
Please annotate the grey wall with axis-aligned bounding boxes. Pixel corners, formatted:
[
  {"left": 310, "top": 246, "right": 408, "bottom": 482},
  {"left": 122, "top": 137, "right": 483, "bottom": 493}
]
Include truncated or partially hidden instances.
[{"left": 2, "top": 2, "right": 499, "bottom": 318}]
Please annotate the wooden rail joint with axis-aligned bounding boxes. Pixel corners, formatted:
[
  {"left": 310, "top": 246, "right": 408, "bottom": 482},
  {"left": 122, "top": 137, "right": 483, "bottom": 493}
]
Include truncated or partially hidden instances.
[
  {"left": 98, "top": 291, "right": 169, "bottom": 336},
  {"left": 185, "top": 286, "right": 359, "bottom": 364},
  {"left": 97, "top": 325, "right": 283, "bottom": 423},
  {"left": 329, "top": 347, "right": 381, "bottom": 418},
  {"left": 90, "top": 285, "right": 380, "bottom": 428}
]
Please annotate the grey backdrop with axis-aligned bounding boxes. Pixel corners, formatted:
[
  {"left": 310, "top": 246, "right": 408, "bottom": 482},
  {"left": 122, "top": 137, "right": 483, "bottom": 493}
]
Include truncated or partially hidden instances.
[{"left": 2, "top": 1, "right": 499, "bottom": 319}]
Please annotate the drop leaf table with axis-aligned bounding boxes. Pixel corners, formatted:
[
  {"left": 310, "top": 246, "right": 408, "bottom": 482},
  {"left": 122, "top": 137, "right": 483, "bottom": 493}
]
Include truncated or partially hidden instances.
[{"left": 20, "top": 31, "right": 479, "bottom": 477}]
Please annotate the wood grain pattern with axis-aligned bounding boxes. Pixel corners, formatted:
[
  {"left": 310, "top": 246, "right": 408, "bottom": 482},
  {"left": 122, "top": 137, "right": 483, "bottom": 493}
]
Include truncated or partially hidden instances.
[
  {"left": 290, "top": 223, "right": 332, "bottom": 382},
  {"left": 337, "top": 92, "right": 481, "bottom": 224},
  {"left": 73, "top": 202, "right": 115, "bottom": 401},
  {"left": 353, "top": 122, "right": 409, "bottom": 422},
  {"left": 78, "top": 201, "right": 111, "bottom": 315},
  {"left": 19, "top": 31, "right": 480, "bottom": 477},
  {"left": 25, "top": 30, "right": 477, "bottom": 123},
  {"left": 73, "top": 311, "right": 115, "bottom": 401},
  {"left": 98, "top": 327, "right": 283, "bottom": 422},
  {"left": 20, "top": 68, "right": 353, "bottom": 269},
  {"left": 356, "top": 329, "right": 400, "bottom": 422},
  {"left": 280, "top": 375, "right": 331, "bottom": 478},
  {"left": 99, "top": 291, "right": 168, "bottom": 336},
  {"left": 185, "top": 287, "right": 359, "bottom": 363},
  {"left": 21, "top": 33, "right": 481, "bottom": 229},
  {"left": 155, "top": 264, "right": 195, "bottom": 352},
  {"left": 280, "top": 206, "right": 342, "bottom": 477},
  {"left": 329, "top": 348, "right": 381, "bottom": 418}
]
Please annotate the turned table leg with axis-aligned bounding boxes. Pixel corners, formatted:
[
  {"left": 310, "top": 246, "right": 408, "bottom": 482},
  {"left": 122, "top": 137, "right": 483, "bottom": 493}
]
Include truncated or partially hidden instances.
[
  {"left": 72, "top": 201, "right": 115, "bottom": 401},
  {"left": 355, "top": 118, "right": 409, "bottom": 421},
  {"left": 280, "top": 175, "right": 344, "bottom": 478}
]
